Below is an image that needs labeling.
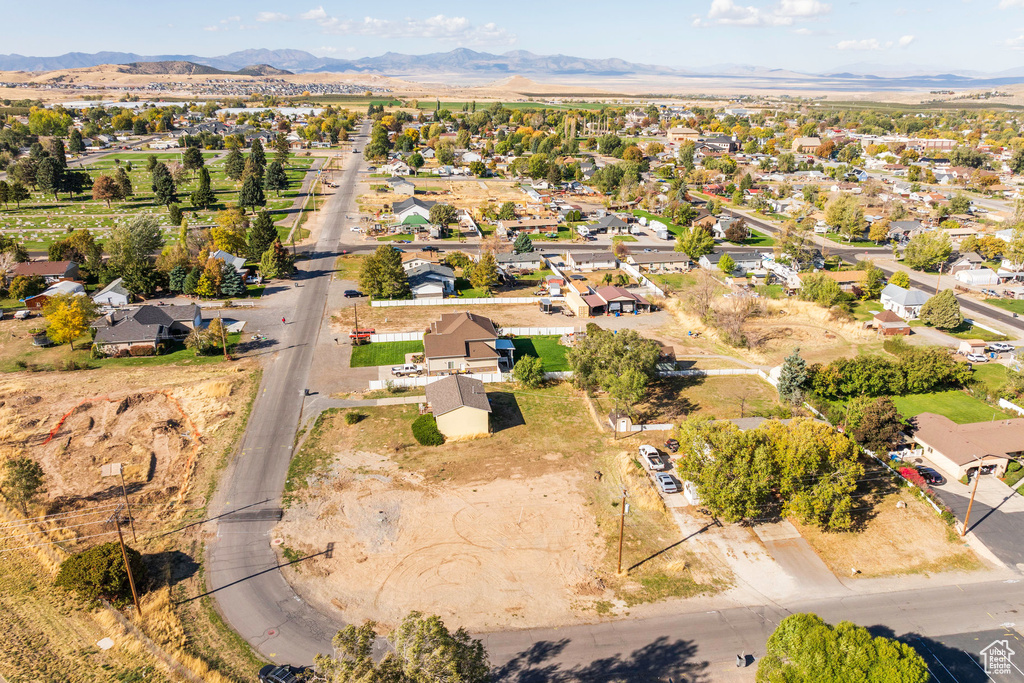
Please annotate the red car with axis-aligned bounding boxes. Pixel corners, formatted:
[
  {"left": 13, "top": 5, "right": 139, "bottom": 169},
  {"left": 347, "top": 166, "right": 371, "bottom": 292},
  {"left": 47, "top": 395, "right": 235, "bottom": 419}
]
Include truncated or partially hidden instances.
[{"left": 349, "top": 328, "right": 375, "bottom": 340}]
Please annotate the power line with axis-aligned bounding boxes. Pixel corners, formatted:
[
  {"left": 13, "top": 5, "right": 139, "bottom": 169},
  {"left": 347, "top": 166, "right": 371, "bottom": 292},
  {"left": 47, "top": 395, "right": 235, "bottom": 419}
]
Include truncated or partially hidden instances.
[
  {"left": 0, "top": 529, "right": 118, "bottom": 553},
  {"left": 0, "top": 516, "right": 117, "bottom": 541},
  {"left": 0, "top": 503, "right": 122, "bottom": 527}
]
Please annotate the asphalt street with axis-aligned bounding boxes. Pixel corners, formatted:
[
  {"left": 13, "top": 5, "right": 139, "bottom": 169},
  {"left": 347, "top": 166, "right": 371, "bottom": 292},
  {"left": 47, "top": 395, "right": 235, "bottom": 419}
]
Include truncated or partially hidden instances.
[{"left": 202, "top": 121, "right": 371, "bottom": 664}]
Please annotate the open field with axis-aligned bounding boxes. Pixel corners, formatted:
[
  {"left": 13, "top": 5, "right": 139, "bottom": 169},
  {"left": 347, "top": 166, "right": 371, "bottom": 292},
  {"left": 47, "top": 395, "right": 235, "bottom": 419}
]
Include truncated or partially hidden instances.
[
  {"left": 893, "top": 390, "right": 1012, "bottom": 423},
  {"left": 601, "top": 375, "right": 783, "bottom": 423},
  {"left": 795, "top": 489, "right": 981, "bottom": 578},
  {"left": 275, "top": 383, "right": 724, "bottom": 631}
]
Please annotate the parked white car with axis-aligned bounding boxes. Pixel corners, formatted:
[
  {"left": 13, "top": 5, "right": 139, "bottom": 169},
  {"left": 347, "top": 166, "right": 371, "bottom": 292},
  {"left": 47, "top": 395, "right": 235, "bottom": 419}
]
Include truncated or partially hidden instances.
[
  {"left": 655, "top": 473, "right": 679, "bottom": 494},
  {"left": 639, "top": 445, "right": 666, "bottom": 471},
  {"left": 966, "top": 353, "right": 988, "bottom": 363}
]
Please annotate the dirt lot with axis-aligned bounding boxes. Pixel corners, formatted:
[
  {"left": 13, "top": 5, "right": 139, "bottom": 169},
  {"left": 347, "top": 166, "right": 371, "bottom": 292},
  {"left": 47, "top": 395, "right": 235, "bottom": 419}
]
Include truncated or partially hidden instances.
[
  {"left": 274, "top": 384, "right": 725, "bottom": 632},
  {"left": 358, "top": 178, "right": 526, "bottom": 220},
  {"left": 621, "top": 375, "right": 785, "bottom": 423},
  {"left": 794, "top": 489, "right": 982, "bottom": 578},
  {"left": 0, "top": 360, "right": 264, "bottom": 682}
]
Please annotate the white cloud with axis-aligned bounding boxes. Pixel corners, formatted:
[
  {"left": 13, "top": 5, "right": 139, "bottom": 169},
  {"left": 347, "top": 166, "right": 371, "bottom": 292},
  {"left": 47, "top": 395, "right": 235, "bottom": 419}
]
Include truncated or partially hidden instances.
[
  {"left": 898, "top": 34, "right": 915, "bottom": 47},
  {"left": 999, "top": 0, "right": 1024, "bottom": 8},
  {"left": 694, "top": 0, "right": 830, "bottom": 26},
  {"left": 298, "top": 8, "right": 517, "bottom": 46},
  {"left": 256, "top": 11, "right": 290, "bottom": 22},
  {"left": 834, "top": 38, "right": 889, "bottom": 50},
  {"left": 1006, "top": 34, "right": 1024, "bottom": 48},
  {"left": 203, "top": 25, "right": 221, "bottom": 32},
  {"left": 221, "top": 15, "right": 241, "bottom": 24}
]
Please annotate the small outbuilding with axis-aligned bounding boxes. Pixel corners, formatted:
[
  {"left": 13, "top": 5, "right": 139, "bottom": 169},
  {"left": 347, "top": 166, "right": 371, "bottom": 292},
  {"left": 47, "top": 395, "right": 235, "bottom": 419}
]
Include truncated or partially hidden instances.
[{"left": 426, "top": 375, "right": 492, "bottom": 439}]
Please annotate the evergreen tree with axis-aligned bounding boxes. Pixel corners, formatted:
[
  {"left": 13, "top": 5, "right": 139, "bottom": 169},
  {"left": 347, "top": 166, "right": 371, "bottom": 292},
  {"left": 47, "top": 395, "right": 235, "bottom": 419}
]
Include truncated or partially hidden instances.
[
  {"left": 239, "top": 173, "right": 266, "bottom": 213},
  {"left": 151, "top": 163, "right": 178, "bottom": 205},
  {"left": 36, "top": 156, "right": 63, "bottom": 199},
  {"left": 9, "top": 181, "right": 29, "bottom": 208},
  {"left": 274, "top": 132, "right": 290, "bottom": 164},
  {"left": 190, "top": 167, "right": 214, "bottom": 209},
  {"left": 512, "top": 233, "right": 533, "bottom": 254},
  {"left": 259, "top": 240, "right": 294, "bottom": 279},
  {"left": 168, "top": 265, "right": 188, "bottom": 292},
  {"left": 0, "top": 180, "right": 8, "bottom": 209},
  {"left": 247, "top": 211, "right": 278, "bottom": 260},
  {"left": 47, "top": 137, "right": 67, "bottom": 173},
  {"left": 777, "top": 348, "right": 808, "bottom": 405},
  {"left": 263, "top": 161, "right": 289, "bottom": 196},
  {"left": 68, "top": 128, "right": 84, "bottom": 154},
  {"left": 114, "top": 166, "right": 133, "bottom": 198},
  {"left": 183, "top": 266, "right": 201, "bottom": 295},
  {"left": 220, "top": 263, "right": 246, "bottom": 297},
  {"left": 249, "top": 139, "right": 266, "bottom": 177},
  {"left": 168, "top": 203, "right": 183, "bottom": 225},
  {"left": 182, "top": 146, "right": 204, "bottom": 178},
  {"left": 224, "top": 148, "right": 245, "bottom": 181}
]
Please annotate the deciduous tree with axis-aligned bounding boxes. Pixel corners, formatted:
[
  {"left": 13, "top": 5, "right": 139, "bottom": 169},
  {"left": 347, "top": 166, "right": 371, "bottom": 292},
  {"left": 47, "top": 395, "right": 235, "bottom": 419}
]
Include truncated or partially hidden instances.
[
  {"left": 91, "top": 174, "right": 121, "bottom": 208},
  {"left": 903, "top": 231, "right": 952, "bottom": 271},
  {"left": 56, "top": 541, "right": 148, "bottom": 606},
  {"left": 471, "top": 250, "right": 499, "bottom": 293},
  {"left": 42, "top": 292, "right": 98, "bottom": 350},
  {"left": 1, "top": 457, "right": 45, "bottom": 512},
  {"left": 918, "top": 288, "right": 963, "bottom": 329}
]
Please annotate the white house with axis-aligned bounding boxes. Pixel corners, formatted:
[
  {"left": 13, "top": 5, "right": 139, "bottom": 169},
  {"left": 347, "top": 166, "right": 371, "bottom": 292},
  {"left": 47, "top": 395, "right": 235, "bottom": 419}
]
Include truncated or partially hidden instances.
[
  {"left": 92, "top": 278, "right": 132, "bottom": 308},
  {"left": 406, "top": 263, "right": 455, "bottom": 299},
  {"left": 880, "top": 283, "right": 932, "bottom": 320}
]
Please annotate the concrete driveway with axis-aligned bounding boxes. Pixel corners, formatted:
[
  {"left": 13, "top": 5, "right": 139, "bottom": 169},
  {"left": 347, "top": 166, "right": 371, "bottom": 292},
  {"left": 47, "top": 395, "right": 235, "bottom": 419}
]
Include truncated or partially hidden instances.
[{"left": 932, "top": 471, "right": 1024, "bottom": 569}]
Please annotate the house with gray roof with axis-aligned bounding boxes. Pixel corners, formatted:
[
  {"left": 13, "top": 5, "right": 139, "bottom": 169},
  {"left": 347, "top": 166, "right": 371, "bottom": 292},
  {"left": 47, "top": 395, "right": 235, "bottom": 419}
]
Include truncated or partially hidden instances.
[
  {"left": 496, "top": 252, "right": 545, "bottom": 270},
  {"left": 92, "top": 278, "right": 132, "bottom": 308},
  {"left": 406, "top": 263, "right": 455, "bottom": 299},
  {"left": 880, "top": 283, "right": 932, "bottom": 320},
  {"left": 91, "top": 304, "right": 202, "bottom": 355},
  {"left": 426, "top": 375, "right": 491, "bottom": 439},
  {"left": 210, "top": 250, "right": 247, "bottom": 274}
]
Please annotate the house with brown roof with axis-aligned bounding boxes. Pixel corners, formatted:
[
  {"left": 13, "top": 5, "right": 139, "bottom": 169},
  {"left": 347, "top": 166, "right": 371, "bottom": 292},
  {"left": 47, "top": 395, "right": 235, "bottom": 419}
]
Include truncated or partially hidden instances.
[
  {"left": 422, "top": 312, "right": 514, "bottom": 376},
  {"left": 911, "top": 413, "right": 1024, "bottom": 479},
  {"left": 563, "top": 283, "right": 652, "bottom": 317},
  {"left": 792, "top": 137, "right": 822, "bottom": 153},
  {"left": 426, "top": 375, "right": 491, "bottom": 439},
  {"left": 872, "top": 310, "right": 911, "bottom": 336},
  {"left": 667, "top": 127, "right": 700, "bottom": 143},
  {"left": 13, "top": 260, "right": 80, "bottom": 284}
]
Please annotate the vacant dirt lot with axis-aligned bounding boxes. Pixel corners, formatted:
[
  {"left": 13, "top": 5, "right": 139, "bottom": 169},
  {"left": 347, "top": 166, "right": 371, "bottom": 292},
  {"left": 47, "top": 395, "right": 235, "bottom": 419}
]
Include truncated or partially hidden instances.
[
  {"left": 275, "top": 384, "right": 724, "bottom": 631},
  {"left": 794, "top": 489, "right": 981, "bottom": 578}
]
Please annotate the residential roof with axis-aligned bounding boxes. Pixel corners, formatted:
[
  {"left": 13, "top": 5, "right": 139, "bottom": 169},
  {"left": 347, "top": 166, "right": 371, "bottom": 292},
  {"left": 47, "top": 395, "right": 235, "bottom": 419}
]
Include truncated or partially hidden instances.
[
  {"left": 386, "top": 176, "right": 414, "bottom": 185},
  {"left": 881, "top": 283, "right": 932, "bottom": 307},
  {"left": 426, "top": 375, "right": 491, "bottom": 417},
  {"left": 393, "top": 197, "right": 436, "bottom": 214},
  {"left": 92, "top": 277, "right": 130, "bottom": 301},
  {"left": 424, "top": 312, "right": 498, "bottom": 359},
  {"left": 496, "top": 252, "right": 543, "bottom": 264},
  {"left": 873, "top": 310, "right": 907, "bottom": 324},
  {"left": 628, "top": 252, "right": 693, "bottom": 265},
  {"left": 913, "top": 412, "right": 1024, "bottom": 466},
  {"left": 28, "top": 280, "right": 85, "bottom": 299},
  {"left": 14, "top": 260, "right": 76, "bottom": 277},
  {"left": 210, "top": 250, "right": 246, "bottom": 272},
  {"left": 592, "top": 215, "right": 628, "bottom": 231},
  {"left": 92, "top": 304, "right": 200, "bottom": 345}
]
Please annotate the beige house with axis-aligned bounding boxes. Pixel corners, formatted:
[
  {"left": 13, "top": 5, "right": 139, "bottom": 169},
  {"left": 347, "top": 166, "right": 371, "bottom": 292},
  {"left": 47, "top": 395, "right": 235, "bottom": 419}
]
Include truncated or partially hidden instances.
[
  {"left": 426, "top": 375, "right": 491, "bottom": 439},
  {"left": 422, "top": 312, "right": 514, "bottom": 376},
  {"left": 792, "top": 137, "right": 822, "bottom": 153},
  {"left": 912, "top": 412, "right": 1024, "bottom": 479},
  {"left": 667, "top": 127, "right": 700, "bottom": 143}
]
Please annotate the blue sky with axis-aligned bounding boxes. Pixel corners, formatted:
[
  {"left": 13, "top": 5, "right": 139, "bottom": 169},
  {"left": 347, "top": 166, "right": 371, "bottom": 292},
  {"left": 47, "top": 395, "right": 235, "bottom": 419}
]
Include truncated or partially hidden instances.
[{"left": 6, "top": 0, "right": 1024, "bottom": 73}]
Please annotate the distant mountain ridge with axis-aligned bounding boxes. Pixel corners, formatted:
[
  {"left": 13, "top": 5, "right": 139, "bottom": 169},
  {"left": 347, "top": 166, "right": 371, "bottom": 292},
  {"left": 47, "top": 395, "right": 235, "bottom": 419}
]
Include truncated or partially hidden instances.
[
  {"left": 2, "top": 48, "right": 1024, "bottom": 89},
  {"left": 113, "top": 61, "right": 291, "bottom": 76}
]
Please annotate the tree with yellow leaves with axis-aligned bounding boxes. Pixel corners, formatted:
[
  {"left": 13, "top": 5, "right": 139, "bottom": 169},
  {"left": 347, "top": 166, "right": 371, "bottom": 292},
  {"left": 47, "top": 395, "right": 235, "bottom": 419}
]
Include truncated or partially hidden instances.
[
  {"left": 211, "top": 208, "right": 249, "bottom": 256},
  {"left": 42, "top": 292, "right": 98, "bottom": 350}
]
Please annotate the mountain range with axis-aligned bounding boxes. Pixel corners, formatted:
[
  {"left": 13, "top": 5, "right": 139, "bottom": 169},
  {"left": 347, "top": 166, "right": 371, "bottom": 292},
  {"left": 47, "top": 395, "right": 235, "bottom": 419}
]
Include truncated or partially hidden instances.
[{"left": 3, "top": 48, "right": 1024, "bottom": 89}]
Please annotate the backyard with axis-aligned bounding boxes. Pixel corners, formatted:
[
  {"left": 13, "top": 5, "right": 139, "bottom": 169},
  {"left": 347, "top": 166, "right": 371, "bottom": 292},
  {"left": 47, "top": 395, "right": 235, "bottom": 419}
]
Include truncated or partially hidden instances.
[
  {"left": 349, "top": 340, "right": 423, "bottom": 367},
  {"left": 893, "top": 390, "right": 1012, "bottom": 423},
  {"left": 512, "top": 335, "right": 571, "bottom": 371}
]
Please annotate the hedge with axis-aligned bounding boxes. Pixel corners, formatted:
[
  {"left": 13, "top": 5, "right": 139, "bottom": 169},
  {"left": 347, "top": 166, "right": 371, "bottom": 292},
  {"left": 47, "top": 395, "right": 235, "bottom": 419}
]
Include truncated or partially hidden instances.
[{"left": 411, "top": 414, "right": 445, "bottom": 446}]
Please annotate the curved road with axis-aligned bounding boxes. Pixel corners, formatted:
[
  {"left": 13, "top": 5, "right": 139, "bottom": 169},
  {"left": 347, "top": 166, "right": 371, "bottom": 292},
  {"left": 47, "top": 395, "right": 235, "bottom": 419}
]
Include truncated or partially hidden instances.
[{"left": 205, "top": 154, "right": 1024, "bottom": 676}]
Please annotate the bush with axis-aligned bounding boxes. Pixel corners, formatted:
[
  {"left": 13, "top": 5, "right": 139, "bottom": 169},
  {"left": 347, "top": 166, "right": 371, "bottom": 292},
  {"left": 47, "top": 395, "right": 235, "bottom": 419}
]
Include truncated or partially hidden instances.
[
  {"left": 512, "top": 355, "right": 544, "bottom": 388},
  {"left": 128, "top": 345, "right": 156, "bottom": 357},
  {"left": 55, "top": 541, "right": 148, "bottom": 606},
  {"left": 882, "top": 337, "right": 910, "bottom": 356},
  {"left": 411, "top": 414, "right": 445, "bottom": 446},
  {"left": 345, "top": 411, "right": 364, "bottom": 425}
]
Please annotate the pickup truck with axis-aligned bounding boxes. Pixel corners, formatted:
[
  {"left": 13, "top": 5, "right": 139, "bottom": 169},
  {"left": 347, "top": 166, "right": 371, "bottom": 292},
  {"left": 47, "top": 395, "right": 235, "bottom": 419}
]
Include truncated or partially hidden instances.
[
  {"left": 349, "top": 328, "right": 375, "bottom": 340},
  {"left": 391, "top": 363, "right": 423, "bottom": 377}
]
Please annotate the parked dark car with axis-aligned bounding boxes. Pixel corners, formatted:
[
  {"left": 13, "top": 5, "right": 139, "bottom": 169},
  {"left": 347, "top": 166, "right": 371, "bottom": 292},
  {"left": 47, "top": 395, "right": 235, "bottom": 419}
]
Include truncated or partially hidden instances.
[
  {"left": 664, "top": 439, "right": 679, "bottom": 453},
  {"left": 920, "top": 468, "right": 945, "bottom": 486},
  {"left": 259, "top": 665, "right": 300, "bottom": 683},
  {"left": 343, "top": 290, "right": 364, "bottom": 298},
  {"left": 420, "top": 246, "right": 439, "bottom": 252}
]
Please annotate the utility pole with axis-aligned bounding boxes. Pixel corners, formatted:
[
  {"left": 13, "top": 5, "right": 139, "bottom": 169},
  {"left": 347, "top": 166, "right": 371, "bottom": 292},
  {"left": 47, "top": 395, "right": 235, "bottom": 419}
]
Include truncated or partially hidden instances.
[
  {"left": 961, "top": 456, "right": 987, "bottom": 538},
  {"left": 617, "top": 489, "right": 627, "bottom": 574},
  {"left": 101, "top": 463, "right": 135, "bottom": 543},
  {"left": 112, "top": 507, "right": 142, "bottom": 616},
  {"left": 352, "top": 303, "right": 359, "bottom": 345}
]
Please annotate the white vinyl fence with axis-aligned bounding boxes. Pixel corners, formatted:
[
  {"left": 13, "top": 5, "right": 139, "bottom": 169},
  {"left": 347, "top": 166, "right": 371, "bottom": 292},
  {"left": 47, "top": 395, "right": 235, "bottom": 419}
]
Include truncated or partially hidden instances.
[
  {"left": 623, "top": 423, "right": 674, "bottom": 432},
  {"left": 619, "top": 261, "right": 667, "bottom": 298},
  {"left": 999, "top": 398, "right": 1024, "bottom": 416},
  {"left": 371, "top": 296, "right": 562, "bottom": 307},
  {"left": 368, "top": 372, "right": 505, "bottom": 391},
  {"left": 368, "top": 332, "right": 424, "bottom": 343},
  {"left": 502, "top": 327, "right": 577, "bottom": 336}
]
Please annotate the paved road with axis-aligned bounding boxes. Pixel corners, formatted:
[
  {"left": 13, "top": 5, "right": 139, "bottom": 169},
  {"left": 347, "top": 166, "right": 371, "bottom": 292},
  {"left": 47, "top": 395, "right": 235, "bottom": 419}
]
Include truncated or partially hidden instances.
[{"left": 203, "top": 121, "right": 370, "bottom": 664}]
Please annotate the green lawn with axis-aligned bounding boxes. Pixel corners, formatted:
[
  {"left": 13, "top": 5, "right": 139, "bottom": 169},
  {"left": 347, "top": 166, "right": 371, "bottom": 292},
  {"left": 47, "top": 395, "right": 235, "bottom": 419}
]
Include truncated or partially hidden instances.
[
  {"left": 893, "top": 390, "right": 1012, "bottom": 424},
  {"left": 514, "top": 268, "right": 553, "bottom": 282},
  {"left": 945, "top": 322, "right": 1008, "bottom": 343},
  {"left": 849, "top": 300, "right": 884, "bottom": 322},
  {"left": 612, "top": 235, "right": 638, "bottom": 243},
  {"left": 649, "top": 272, "right": 697, "bottom": 292},
  {"left": 532, "top": 228, "right": 575, "bottom": 241},
  {"left": 511, "top": 335, "right": 570, "bottom": 372},
  {"left": 631, "top": 210, "right": 685, "bottom": 237},
  {"left": 349, "top": 340, "right": 423, "bottom": 367},
  {"left": 454, "top": 277, "right": 490, "bottom": 298},
  {"left": 823, "top": 236, "right": 883, "bottom": 248},
  {"left": 727, "top": 229, "right": 775, "bottom": 247},
  {"left": 987, "top": 299, "right": 1024, "bottom": 315},
  {"left": 973, "top": 363, "right": 1009, "bottom": 395},
  {"left": 377, "top": 233, "right": 414, "bottom": 242}
]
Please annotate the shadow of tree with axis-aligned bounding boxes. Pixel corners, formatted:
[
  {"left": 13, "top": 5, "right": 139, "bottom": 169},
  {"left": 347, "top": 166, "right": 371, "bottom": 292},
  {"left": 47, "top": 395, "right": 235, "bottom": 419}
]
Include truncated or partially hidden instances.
[{"left": 493, "top": 635, "right": 709, "bottom": 683}]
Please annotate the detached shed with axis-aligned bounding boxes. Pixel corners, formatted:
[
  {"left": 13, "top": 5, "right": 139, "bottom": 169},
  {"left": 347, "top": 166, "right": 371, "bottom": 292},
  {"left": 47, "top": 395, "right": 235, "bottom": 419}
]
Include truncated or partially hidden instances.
[{"left": 426, "top": 375, "right": 492, "bottom": 439}]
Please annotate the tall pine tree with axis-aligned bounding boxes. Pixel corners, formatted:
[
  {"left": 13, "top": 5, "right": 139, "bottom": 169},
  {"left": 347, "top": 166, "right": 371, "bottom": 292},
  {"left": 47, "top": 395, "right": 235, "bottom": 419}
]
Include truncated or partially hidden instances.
[
  {"left": 238, "top": 173, "right": 265, "bottom": 214},
  {"left": 777, "top": 348, "right": 808, "bottom": 405},
  {"left": 249, "top": 139, "right": 266, "bottom": 178},
  {"left": 247, "top": 211, "right": 278, "bottom": 261},
  {"left": 190, "top": 167, "right": 214, "bottom": 209},
  {"left": 224, "top": 148, "right": 245, "bottom": 181}
]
